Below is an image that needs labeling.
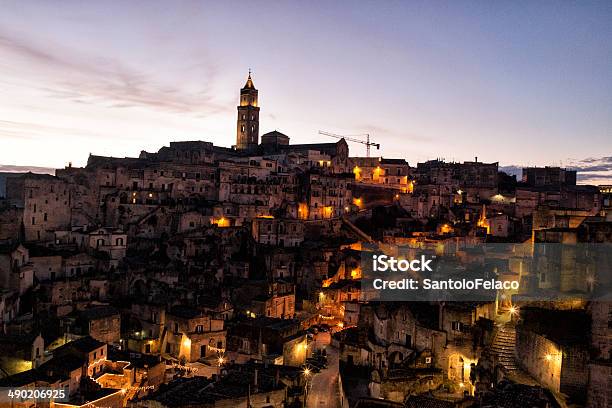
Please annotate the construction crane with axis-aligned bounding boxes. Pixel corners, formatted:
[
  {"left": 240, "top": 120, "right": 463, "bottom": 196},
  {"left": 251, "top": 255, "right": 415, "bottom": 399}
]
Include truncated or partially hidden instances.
[{"left": 318, "top": 130, "right": 380, "bottom": 157}]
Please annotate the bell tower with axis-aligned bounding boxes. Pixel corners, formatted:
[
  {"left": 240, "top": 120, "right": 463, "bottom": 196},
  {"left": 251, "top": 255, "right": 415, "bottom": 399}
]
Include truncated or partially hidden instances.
[{"left": 236, "top": 71, "right": 260, "bottom": 151}]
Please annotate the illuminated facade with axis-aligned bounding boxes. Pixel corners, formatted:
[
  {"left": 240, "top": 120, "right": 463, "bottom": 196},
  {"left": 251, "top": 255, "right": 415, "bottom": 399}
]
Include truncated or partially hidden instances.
[{"left": 236, "top": 72, "right": 260, "bottom": 151}]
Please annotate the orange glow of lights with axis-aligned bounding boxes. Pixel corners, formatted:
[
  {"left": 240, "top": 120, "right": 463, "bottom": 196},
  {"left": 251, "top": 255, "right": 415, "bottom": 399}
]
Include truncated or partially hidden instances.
[
  {"left": 477, "top": 205, "right": 490, "bottom": 234},
  {"left": 298, "top": 202, "right": 309, "bottom": 220},
  {"left": 213, "top": 217, "right": 229, "bottom": 227}
]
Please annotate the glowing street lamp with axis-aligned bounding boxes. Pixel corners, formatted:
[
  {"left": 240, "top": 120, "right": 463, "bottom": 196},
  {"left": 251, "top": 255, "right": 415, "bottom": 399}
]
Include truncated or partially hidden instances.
[{"left": 509, "top": 305, "right": 518, "bottom": 316}]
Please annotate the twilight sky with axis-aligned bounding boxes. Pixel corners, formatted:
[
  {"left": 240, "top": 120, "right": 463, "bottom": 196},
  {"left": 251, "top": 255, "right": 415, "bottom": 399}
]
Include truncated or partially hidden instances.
[{"left": 0, "top": 1, "right": 611, "bottom": 183}]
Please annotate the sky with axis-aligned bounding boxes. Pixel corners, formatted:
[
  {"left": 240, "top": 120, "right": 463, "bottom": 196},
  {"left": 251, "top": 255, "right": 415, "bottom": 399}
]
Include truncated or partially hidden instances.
[{"left": 0, "top": 1, "right": 611, "bottom": 183}]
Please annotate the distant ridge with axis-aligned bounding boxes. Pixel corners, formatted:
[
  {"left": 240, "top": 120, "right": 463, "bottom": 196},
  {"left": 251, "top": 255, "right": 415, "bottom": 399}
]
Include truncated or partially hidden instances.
[
  {"left": 0, "top": 165, "right": 55, "bottom": 198},
  {"left": 0, "top": 164, "right": 55, "bottom": 174}
]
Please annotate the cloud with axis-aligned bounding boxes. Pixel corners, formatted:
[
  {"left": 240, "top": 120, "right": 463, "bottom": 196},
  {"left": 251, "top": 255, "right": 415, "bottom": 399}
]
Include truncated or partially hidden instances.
[
  {"left": 569, "top": 156, "right": 612, "bottom": 173},
  {"left": 0, "top": 119, "right": 133, "bottom": 141},
  {"left": 0, "top": 30, "right": 228, "bottom": 115}
]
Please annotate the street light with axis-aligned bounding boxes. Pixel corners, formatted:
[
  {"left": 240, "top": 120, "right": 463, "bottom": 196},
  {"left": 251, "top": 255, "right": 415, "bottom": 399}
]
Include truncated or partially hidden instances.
[{"left": 302, "top": 367, "right": 311, "bottom": 408}]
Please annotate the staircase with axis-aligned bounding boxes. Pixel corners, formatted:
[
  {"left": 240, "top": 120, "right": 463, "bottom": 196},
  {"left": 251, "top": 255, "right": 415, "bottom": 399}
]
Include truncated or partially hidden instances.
[
  {"left": 341, "top": 216, "right": 373, "bottom": 243},
  {"left": 491, "top": 323, "right": 518, "bottom": 372}
]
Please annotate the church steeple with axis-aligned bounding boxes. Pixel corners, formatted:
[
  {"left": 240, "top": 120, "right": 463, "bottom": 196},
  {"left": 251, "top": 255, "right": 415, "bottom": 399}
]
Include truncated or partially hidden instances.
[
  {"left": 236, "top": 71, "right": 260, "bottom": 151},
  {"left": 243, "top": 70, "right": 255, "bottom": 90}
]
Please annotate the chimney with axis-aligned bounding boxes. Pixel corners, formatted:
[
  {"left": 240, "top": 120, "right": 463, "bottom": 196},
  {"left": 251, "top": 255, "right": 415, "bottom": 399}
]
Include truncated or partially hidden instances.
[{"left": 475, "top": 156, "right": 478, "bottom": 163}]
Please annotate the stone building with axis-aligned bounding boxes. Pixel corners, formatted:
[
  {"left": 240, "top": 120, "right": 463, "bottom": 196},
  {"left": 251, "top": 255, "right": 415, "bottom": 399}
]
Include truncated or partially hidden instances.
[
  {"left": 5, "top": 173, "right": 71, "bottom": 242},
  {"left": 0, "top": 332, "right": 44, "bottom": 375},
  {"left": 587, "top": 300, "right": 612, "bottom": 408},
  {"left": 164, "top": 306, "right": 226, "bottom": 363},
  {"left": 515, "top": 307, "right": 590, "bottom": 403},
  {"left": 0, "top": 243, "right": 33, "bottom": 296},
  {"left": 522, "top": 166, "right": 577, "bottom": 187},
  {"left": 251, "top": 217, "right": 304, "bottom": 247},
  {"left": 74, "top": 306, "right": 122, "bottom": 345}
]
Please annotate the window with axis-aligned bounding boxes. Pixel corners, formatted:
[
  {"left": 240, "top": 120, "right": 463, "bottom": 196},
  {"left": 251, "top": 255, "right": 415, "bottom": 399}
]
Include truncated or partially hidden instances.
[
  {"left": 31, "top": 217, "right": 36, "bottom": 225},
  {"left": 451, "top": 321, "right": 463, "bottom": 332}
]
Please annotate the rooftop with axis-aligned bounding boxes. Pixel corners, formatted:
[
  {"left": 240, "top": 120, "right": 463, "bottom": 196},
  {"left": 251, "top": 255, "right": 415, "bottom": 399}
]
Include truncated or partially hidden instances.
[
  {"left": 54, "top": 335, "right": 105, "bottom": 354},
  {"left": 80, "top": 305, "right": 120, "bottom": 321}
]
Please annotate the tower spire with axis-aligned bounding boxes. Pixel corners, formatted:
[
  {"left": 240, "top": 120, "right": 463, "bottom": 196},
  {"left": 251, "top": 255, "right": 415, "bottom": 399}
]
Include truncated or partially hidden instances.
[{"left": 244, "top": 70, "right": 255, "bottom": 90}]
